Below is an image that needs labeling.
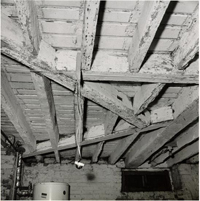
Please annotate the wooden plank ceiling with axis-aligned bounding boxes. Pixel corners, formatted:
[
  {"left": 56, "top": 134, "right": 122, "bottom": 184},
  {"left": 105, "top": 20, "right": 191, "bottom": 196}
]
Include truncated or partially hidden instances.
[{"left": 1, "top": 0, "right": 199, "bottom": 168}]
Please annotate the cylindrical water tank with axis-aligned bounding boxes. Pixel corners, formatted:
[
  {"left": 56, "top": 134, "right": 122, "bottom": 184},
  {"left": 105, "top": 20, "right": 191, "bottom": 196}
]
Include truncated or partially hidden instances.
[{"left": 33, "top": 182, "right": 70, "bottom": 200}]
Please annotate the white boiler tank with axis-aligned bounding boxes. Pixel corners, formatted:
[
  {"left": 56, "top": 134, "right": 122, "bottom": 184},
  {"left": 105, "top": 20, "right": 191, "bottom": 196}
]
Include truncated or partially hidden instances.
[{"left": 33, "top": 182, "right": 70, "bottom": 200}]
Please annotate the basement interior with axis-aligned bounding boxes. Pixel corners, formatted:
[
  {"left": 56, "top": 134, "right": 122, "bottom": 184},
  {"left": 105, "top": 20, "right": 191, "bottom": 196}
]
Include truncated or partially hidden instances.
[{"left": 1, "top": 0, "right": 199, "bottom": 200}]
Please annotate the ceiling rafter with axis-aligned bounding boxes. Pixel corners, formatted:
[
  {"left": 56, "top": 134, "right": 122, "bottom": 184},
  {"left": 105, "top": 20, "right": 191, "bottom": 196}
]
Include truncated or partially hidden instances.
[
  {"left": 23, "top": 122, "right": 169, "bottom": 158},
  {"left": 74, "top": 52, "right": 85, "bottom": 162},
  {"left": 1, "top": 70, "right": 36, "bottom": 152},
  {"left": 31, "top": 73, "right": 60, "bottom": 163},
  {"left": 166, "top": 140, "right": 199, "bottom": 167},
  {"left": 151, "top": 121, "right": 199, "bottom": 166},
  {"left": 133, "top": 83, "right": 165, "bottom": 115},
  {"left": 92, "top": 141, "right": 104, "bottom": 163},
  {"left": 172, "top": 5, "right": 199, "bottom": 70},
  {"left": 81, "top": 82, "right": 147, "bottom": 128},
  {"left": 14, "top": 0, "right": 41, "bottom": 54},
  {"left": 125, "top": 87, "right": 199, "bottom": 168},
  {"left": 128, "top": 0, "right": 170, "bottom": 72},
  {"left": 1, "top": 12, "right": 75, "bottom": 91},
  {"left": 81, "top": 0, "right": 100, "bottom": 70},
  {"left": 104, "top": 110, "right": 118, "bottom": 135}
]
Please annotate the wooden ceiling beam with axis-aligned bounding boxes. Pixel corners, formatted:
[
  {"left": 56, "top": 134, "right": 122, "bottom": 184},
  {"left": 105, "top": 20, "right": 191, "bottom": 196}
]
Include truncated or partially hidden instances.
[
  {"left": 166, "top": 140, "right": 199, "bottom": 167},
  {"left": 14, "top": 0, "right": 41, "bottom": 54},
  {"left": 92, "top": 141, "right": 104, "bottom": 163},
  {"left": 74, "top": 52, "right": 85, "bottom": 162},
  {"left": 152, "top": 121, "right": 199, "bottom": 166},
  {"left": 81, "top": 82, "right": 146, "bottom": 128},
  {"left": 31, "top": 73, "right": 60, "bottom": 162},
  {"left": 23, "top": 122, "right": 169, "bottom": 158},
  {"left": 133, "top": 83, "right": 165, "bottom": 114},
  {"left": 125, "top": 93, "right": 199, "bottom": 168},
  {"left": 81, "top": 0, "right": 100, "bottom": 70},
  {"left": 1, "top": 70, "right": 36, "bottom": 152},
  {"left": 104, "top": 111, "right": 118, "bottom": 135},
  {"left": 172, "top": 6, "right": 199, "bottom": 70},
  {"left": 128, "top": 1, "right": 170, "bottom": 72},
  {"left": 1, "top": 12, "right": 75, "bottom": 91}
]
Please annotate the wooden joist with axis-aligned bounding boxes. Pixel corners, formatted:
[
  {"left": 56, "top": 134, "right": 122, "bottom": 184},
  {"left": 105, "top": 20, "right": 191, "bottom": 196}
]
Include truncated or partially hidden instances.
[
  {"left": 128, "top": 0, "right": 170, "bottom": 72},
  {"left": 74, "top": 52, "right": 85, "bottom": 161},
  {"left": 1, "top": 12, "right": 75, "bottom": 91},
  {"left": 166, "top": 140, "right": 199, "bottom": 167},
  {"left": 23, "top": 122, "right": 169, "bottom": 158},
  {"left": 81, "top": 0, "right": 100, "bottom": 70},
  {"left": 125, "top": 96, "right": 199, "bottom": 168},
  {"left": 172, "top": 6, "right": 199, "bottom": 70},
  {"left": 133, "top": 83, "right": 165, "bottom": 114},
  {"left": 92, "top": 141, "right": 104, "bottom": 163},
  {"left": 82, "top": 82, "right": 146, "bottom": 128},
  {"left": 104, "top": 110, "right": 118, "bottom": 135},
  {"left": 14, "top": 0, "right": 41, "bottom": 54},
  {"left": 152, "top": 121, "right": 199, "bottom": 166},
  {"left": 80, "top": 71, "right": 199, "bottom": 84},
  {"left": 31, "top": 73, "right": 60, "bottom": 162},
  {"left": 1, "top": 70, "right": 36, "bottom": 152},
  {"left": 108, "top": 122, "right": 170, "bottom": 165}
]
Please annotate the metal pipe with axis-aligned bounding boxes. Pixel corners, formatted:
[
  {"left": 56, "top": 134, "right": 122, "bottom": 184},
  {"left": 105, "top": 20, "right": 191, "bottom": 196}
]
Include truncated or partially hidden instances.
[{"left": 1, "top": 130, "right": 17, "bottom": 152}]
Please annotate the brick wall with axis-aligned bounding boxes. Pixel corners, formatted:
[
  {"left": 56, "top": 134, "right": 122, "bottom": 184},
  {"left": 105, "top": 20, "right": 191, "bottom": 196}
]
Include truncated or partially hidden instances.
[
  {"left": 176, "top": 164, "right": 199, "bottom": 200},
  {"left": 1, "top": 150, "right": 15, "bottom": 200},
  {"left": 23, "top": 160, "right": 177, "bottom": 200}
]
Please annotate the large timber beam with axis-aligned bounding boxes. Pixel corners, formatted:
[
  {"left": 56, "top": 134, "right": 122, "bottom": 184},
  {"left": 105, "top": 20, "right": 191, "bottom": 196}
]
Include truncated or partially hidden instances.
[
  {"left": 1, "top": 70, "right": 36, "bottom": 152},
  {"left": 1, "top": 12, "right": 75, "bottom": 91},
  {"left": 104, "top": 110, "right": 118, "bottom": 135},
  {"left": 81, "top": 82, "right": 147, "bottom": 128},
  {"left": 80, "top": 71, "right": 198, "bottom": 84},
  {"left": 92, "top": 141, "right": 104, "bottom": 163},
  {"left": 166, "top": 140, "right": 199, "bottom": 167},
  {"left": 31, "top": 73, "right": 60, "bottom": 162},
  {"left": 14, "top": 0, "right": 41, "bottom": 54},
  {"left": 172, "top": 6, "right": 199, "bottom": 70},
  {"left": 128, "top": 1, "right": 170, "bottom": 72},
  {"left": 23, "top": 122, "right": 169, "bottom": 158},
  {"left": 125, "top": 93, "right": 199, "bottom": 168},
  {"left": 74, "top": 52, "right": 85, "bottom": 162},
  {"left": 133, "top": 83, "right": 165, "bottom": 114},
  {"left": 81, "top": 0, "right": 100, "bottom": 70},
  {"left": 152, "top": 121, "right": 199, "bottom": 166}
]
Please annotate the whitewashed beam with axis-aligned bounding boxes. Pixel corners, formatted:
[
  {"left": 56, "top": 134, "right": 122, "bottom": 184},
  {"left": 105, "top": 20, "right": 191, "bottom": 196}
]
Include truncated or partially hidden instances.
[
  {"left": 75, "top": 52, "right": 85, "bottom": 162},
  {"left": 1, "top": 12, "right": 75, "bottom": 91},
  {"left": 152, "top": 121, "right": 199, "bottom": 166},
  {"left": 23, "top": 122, "right": 169, "bottom": 158},
  {"left": 166, "top": 140, "right": 199, "bottom": 167},
  {"left": 104, "top": 110, "right": 118, "bottom": 135},
  {"left": 128, "top": 1, "right": 170, "bottom": 72},
  {"left": 133, "top": 83, "right": 165, "bottom": 114},
  {"left": 81, "top": 0, "right": 100, "bottom": 70},
  {"left": 14, "top": 0, "right": 41, "bottom": 54},
  {"left": 92, "top": 141, "right": 104, "bottom": 163},
  {"left": 80, "top": 71, "right": 198, "bottom": 84},
  {"left": 172, "top": 6, "right": 199, "bottom": 70},
  {"left": 1, "top": 70, "right": 36, "bottom": 152},
  {"left": 172, "top": 86, "right": 199, "bottom": 119},
  {"left": 31, "top": 73, "right": 60, "bottom": 162},
  {"left": 125, "top": 96, "right": 199, "bottom": 168},
  {"left": 185, "top": 154, "right": 199, "bottom": 164},
  {"left": 81, "top": 82, "right": 146, "bottom": 128},
  {"left": 150, "top": 106, "right": 173, "bottom": 124}
]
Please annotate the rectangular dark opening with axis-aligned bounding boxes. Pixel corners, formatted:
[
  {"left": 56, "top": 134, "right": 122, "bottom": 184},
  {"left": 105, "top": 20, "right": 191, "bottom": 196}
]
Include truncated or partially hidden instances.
[{"left": 122, "top": 170, "right": 172, "bottom": 192}]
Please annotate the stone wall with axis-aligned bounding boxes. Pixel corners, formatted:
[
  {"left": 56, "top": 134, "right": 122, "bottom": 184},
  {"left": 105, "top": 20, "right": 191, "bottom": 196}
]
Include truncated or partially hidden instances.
[{"left": 1, "top": 150, "right": 15, "bottom": 200}]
